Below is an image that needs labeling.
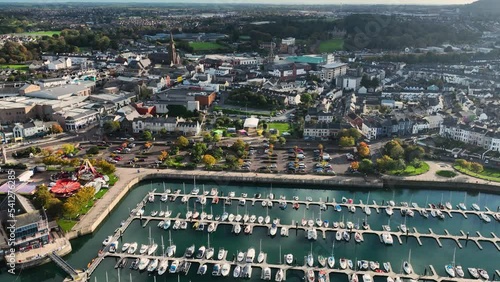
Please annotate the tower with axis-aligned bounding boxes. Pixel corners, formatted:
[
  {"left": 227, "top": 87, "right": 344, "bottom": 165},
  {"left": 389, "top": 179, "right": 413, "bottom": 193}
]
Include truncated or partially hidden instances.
[{"left": 168, "top": 32, "right": 181, "bottom": 66}]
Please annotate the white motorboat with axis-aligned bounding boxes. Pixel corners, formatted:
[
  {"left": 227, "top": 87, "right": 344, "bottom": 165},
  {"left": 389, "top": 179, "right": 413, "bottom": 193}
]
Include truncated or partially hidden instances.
[
  {"left": 383, "top": 262, "right": 391, "bottom": 272},
  {"left": 364, "top": 206, "right": 371, "bottom": 215},
  {"left": 471, "top": 203, "right": 480, "bottom": 211},
  {"left": 229, "top": 191, "right": 236, "bottom": 197},
  {"left": 186, "top": 210, "right": 193, "bottom": 219},
  {"left": 285, "top": 254, "right": 293, "bottom": 265},
  {"left": 181, "top": 196, "right": 188, "bottom": 203},
  {"left": 147, "top": 258, "right": 159, "bottom": 272},
  {"left": 420, "top": 209, "right": 429, "bottom": 218},
  {"left": 275, "top": 268, "right": 284, "bottom": 282},
  {"left": 307, "top": 219, "right": 314, "bottom": 227},
  {"left": 138, "top": 257, "right": 150, "bottom": 271},
  {"left": 212, "top": 264, "right": 221, "bottom": 276},
  {"left": 102, "top": 236, "right": 112, "bottom": 246},
  {"left": 307, "top": 228, "right": 318, "bottom": 240},
  {"left": 350, "top": 274, "right": 359, "bottom": 282},
  {"left": 196, "top": 245, "right": 206, "bottom": 259},
  {"left": 192, "top": 211, "right": 200, "bottom": 219},
  {"left": 455, "top": 266, "right": 464, "bottom": 278},
  {"left": 382, "top": 233, "right": 393, "bottom": 245},
  {"left": 127, "top": 242, "right": 138, "bottom": 254},
  {"left": 468, "top": 268, "right": 479, "bottom": 279},
  {"left": 261, "top": 200, "right": 267, "bottom": 207},
  {"left": 354, "top": 232, "right": 364, "bottom": 243},
  {"left": 235, "top": 214, "right": 243, "bottom": 222},
  {"left": 210, "top": 188, "right": 218, "bottom": 196},
  {"left": 458, "top": 202, "right": 466, "bottom": 210},
  {"left": 121, "top": 243, "right": 130, "bottom": 252},
  {"left": 191, "top": 187, "right": 199, "bottom": 195},
  {"left": 166, "top": 244, "right": 176, "bottom": 257},
  {"left": 307, "top": 253, "right": 314, "bottom": 267},
  {"left": 335, "top": 231, "right": 342, "bottom": 241},
  {"left": 258, "top": 216, "right": 264, "bottom": 224},
  {"left": 403, "top": 261, "right": 413, "bottom": 274},
  {"left": 280, "top": 226, "right": 288, "bottom": 237},
  {"left": 206, "top": 247, "right": 214, "bottom": 260},
  {"left": 157, "top": 259, "right": 169, "bottom": 275},
  {"left": 327, "top": 255, "right": 335, "bottom": 268},
  {"left": 358, "top": 260, "right": 368, "bottom": 270},
  {"left": 221, "top": 212, "right": 228, "bottom": 221},
  {"left": 445, "top": 202, "right": 452, "bottom": 210},
  {"left": 400, "top": 224, "right": 407, "bottom": 233},
  {"left": 185, "top": 244, "right": 195, "bottom": 258},
  {"left": 169, "top": 260, "right": 179, "bottom": 273},
  {"left": 163, "top": 220, "right": 171, "bottom": 230},
  {"left": 234, "top": 223, "right": 242, "bottom": 234},
  {"left": 239, "top": 199, "right": 246, "bottom": 206},
  {"left": 208, "top": 222, "right": 216, "bottom": 233},
  {"left": 200, "top": 212, "right": 207, "bottom": 220},
  {"left": 246, "top": 248, "right": 255, "bottom": 263},
  {"left": 139, "top": 244, "right": 149, "bottom": 254},
  {"left": 263, "top": 267, "right": 272, "bottom": 281},
  {"left": 265, "top": 216, "right": 271, "bottom": 224},
  {"left": 198, "top": 264, "right": 208, "bottom": 275},
  {"left": 148, "top": 193, "right": 155, "bottom": 203},
  {"left": 233, "top": 265, "right": 241, "bottom": 278},
  {"left": 478, "top": 269, "right": 489, "bottom": 280},
  {"left": 343, "top": 231, "right": 350, "bottom": 241},
  {"left": 109, "top": 241, "right": 118, "bottom": 253},
  {"left": 318, "top": 255, "right": 326, "bottom": 267},
  {"left": 385, "top": 206, "right": 393, "bottom": 216},
  {"left": 480, "top": 213, "right": 491, "bottom": 223},
  {"left": 349, "top": 205, "right": 356, "bottom": 213},
  {"left": 147, "top": 243, "right": 158, "bottom": 255},
  {"left": 217, "top": 248, "right": 225, "bottom": 260},
  {"left": 339, "top": 258, "right": 347, "bottom": 270},
  {"left": 269, "top": 223, "right": 277, "bottom": 236},
  {"left": 221, "top": 263, "right": 231, "bottom": 277},
  {"left": 250, "top": 215, "right": 256, "bottom": 223},
  {"left": 436, "top": 210, "right": 445, "bottom": 219},
  {"left": 369, "top": 261, "right": 379, "bottom": 271},
  {"left": 157, "top": 221, "right": 165, "bottom": 229},
  {"left": 150, "top": 210, "right": 158, "bottom": 217},
  {"left": 228, "top": 213, "right": 235, "bottom": 222},
  {"left": 307, "top": 269, "right": 315, "bottom": 282},
  {"left": 173, "top": 220, "right": 181, "bottom": 229},
  {"left": 160, "top": 194, "right": 168, "bottom": 202},
  {"left": 315, "top": 218, "right": 323, "bottom": 227},
  {"left": 363, "top": 274, "right": 373, "bottom": 282},
  {"left": 243, "top": 214, "right": 249, "bottom": 223}
]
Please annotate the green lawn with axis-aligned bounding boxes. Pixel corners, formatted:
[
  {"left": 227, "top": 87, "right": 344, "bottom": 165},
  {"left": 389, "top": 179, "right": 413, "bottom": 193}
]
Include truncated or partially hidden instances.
[
  {"left": 0, "top": 64, "right": 28, "bottom": 71},
  {"left": 95, "top": 188, "right": 108, "bottom": 199},
  {"left": 10, "top": 30, "right": 61, "bottom": 37},
  {"left": 267, "top": 123, "right": 290, "bottom": 134},
  {"left": 318, "top": 38, "right": 344, "bottom": 53},
  {"left": 189, "top": 42, "right": 225, "bottom": 51},
  {"left": 436, "top": 170, "right": 457, "bottom": 178},
  {"left": 57, "top": 219, "right": 77, "bottom": 232},
  {"left": 454, "top": 165, "right": 500, "bottom": 182},
  {"left": 387, "top": 162, "right": 430, "bottom": 176},
  {"left": 107, "top": 174, "right": 119, "bottom": 186}
]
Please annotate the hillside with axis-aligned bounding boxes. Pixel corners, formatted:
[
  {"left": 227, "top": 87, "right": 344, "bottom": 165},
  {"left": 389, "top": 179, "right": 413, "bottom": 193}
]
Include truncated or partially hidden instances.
[{"left": 463, "top": 0, "right": 500, "bottom": 16}]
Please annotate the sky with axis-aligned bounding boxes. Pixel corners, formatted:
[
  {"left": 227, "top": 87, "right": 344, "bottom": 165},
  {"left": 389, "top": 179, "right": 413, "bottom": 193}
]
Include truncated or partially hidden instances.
[{"left": 0, "top": 0, "right": 479, "bottom": 4}]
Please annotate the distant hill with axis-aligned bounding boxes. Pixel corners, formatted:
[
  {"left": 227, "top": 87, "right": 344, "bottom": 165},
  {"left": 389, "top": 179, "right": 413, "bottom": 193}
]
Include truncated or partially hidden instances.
[{"left": 463, "top": 0, "right": 500, "bottom": 16}]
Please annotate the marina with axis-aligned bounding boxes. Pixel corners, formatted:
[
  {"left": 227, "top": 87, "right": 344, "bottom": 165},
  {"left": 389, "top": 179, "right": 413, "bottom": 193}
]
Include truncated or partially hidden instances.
[
  {"left": 4, "top": 180, "right": 499, "bottom": 282},
  {"left": 84, "top": 183, "right": 499, "bottom": 282}
]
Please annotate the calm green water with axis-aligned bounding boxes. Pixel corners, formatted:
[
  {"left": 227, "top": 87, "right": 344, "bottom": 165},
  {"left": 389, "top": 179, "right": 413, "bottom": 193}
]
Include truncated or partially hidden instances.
[{"left": 1, "top": 180, "right": 499, "bottom": 282}]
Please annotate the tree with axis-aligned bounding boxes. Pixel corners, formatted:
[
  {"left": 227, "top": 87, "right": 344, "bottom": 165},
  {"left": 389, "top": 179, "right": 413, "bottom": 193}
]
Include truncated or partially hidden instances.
[
  {"left": 405, "top": 145, "right": 425, "bottom": 162},
  {"left": 86, "top": 146, "right": 99, "bottom": 155},
  {"left": 62, "top": 201, "right": 79, "bottom": 219},
  {"left": 158, "top": 150, "right": 169, "bottom": 162},
  {"left": 376, "top": 155, "right": 395, "bottom": 172},
  {"left": 279, "top": 137, "right": 286, "bottom": 145},
  {"left": 351, "top": 161, "right": 360, "bottom": 170},
  {"left": 176, "top": 136, "right": 189, "bottom": 148},
  {"left": 455, "top": 159, "right": 471, "bottom": 169},
  {"left": 213, "top": 134, "right": 221, "bottom": 142},
  {"left": 339, "top": 136, "right": 355, "bottom": 147},
  {"left": 225, "top": 155, "right": 240, "bottom": 170},
  {"left": 357, "top": 142, "right": 370, "bottom": 158},
  {"left": 191, "top": 142, "right": 208, "bottom": 163},
  {"left": 61, "top": 144, "right": 76, "bottom": 155},
  {"left": 347, "top": 128, "right": 362, "bottom": 140},
  {"left": 202, "top": 154, "right": 217, "bottom": 167},
  {"left": 300, "top": 93, "right": 313, "bottom": 106},
  {"left": 212, "top": 147, "right": 224, "bottom": 160},
  {"left": 203, "top": 133, "right": 213, "bottom": 143},
  {"left": 160, "top": 128, "right": 167, "bottom": 136},
  {"left": 231, "top": 139, "right": 246, "bottom": 152},
  {"left": 359, "top": 159, "right": 373, "bottom": 173},
  {"left": 103, "top": 120, "right": 120, "bottom": 134},
  {"left": 384, "top": 140, "right": 404, "bottom": 159},
  {"left": 470, "top": 162, "right": 484, "bottom": 173},
  {"left": 51, "top": 123, "right": 63, "bottom": 134},
  {"left": 96, "top": 160, "right": 116, "bottom": 175},
  {"left": 142, "top": 130, "right": 153, "bottom": 141}
]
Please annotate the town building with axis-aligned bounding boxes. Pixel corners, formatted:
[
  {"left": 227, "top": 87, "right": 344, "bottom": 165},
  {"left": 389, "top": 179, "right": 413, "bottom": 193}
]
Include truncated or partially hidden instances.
[{"left": 132, "top": 116, "right": 201, "bottom": 136}]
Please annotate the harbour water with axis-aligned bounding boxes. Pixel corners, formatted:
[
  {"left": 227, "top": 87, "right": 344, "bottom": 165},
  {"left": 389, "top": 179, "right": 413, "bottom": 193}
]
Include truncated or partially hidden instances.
[{"left": 1, "top": 180, "right": 499, "bottom": 282}]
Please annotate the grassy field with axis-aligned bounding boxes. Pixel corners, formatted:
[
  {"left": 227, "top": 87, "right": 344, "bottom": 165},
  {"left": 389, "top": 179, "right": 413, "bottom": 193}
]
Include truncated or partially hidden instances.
[
  {"left": 0, "top": 64, "right": 29, "bottom": 71},
  {"left": 267, "top": 123, "right": 290, "bottom": 133},
  {"left": 57, "top": 219, "right": 77, "bottom": 232},
  {"left": 10, "top": 30, "right": 61, "bottom": 37},
  {"left": 454, "top": 165, "right": 500, "bottom": 182},
  {"left": 318, "top": 38, "right": 344, "bottom": 53},
  {"left": 189, "top": 42, "right": 225, "bottom": 51},
  {"left": 387, "top": 162, "right": 430, "bottom": 176}
]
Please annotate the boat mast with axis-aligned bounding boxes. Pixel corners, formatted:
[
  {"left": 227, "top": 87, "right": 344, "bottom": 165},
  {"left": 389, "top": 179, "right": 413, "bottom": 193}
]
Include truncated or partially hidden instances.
[
  {"left": 118, "top": 268, "right": 121, "bottom": 282},
  {"left": 161, "top": 235, "right": 165, "bottom": 257},
  {"left": 163, "top": 181, "right": 165, "bottom": 192}
]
